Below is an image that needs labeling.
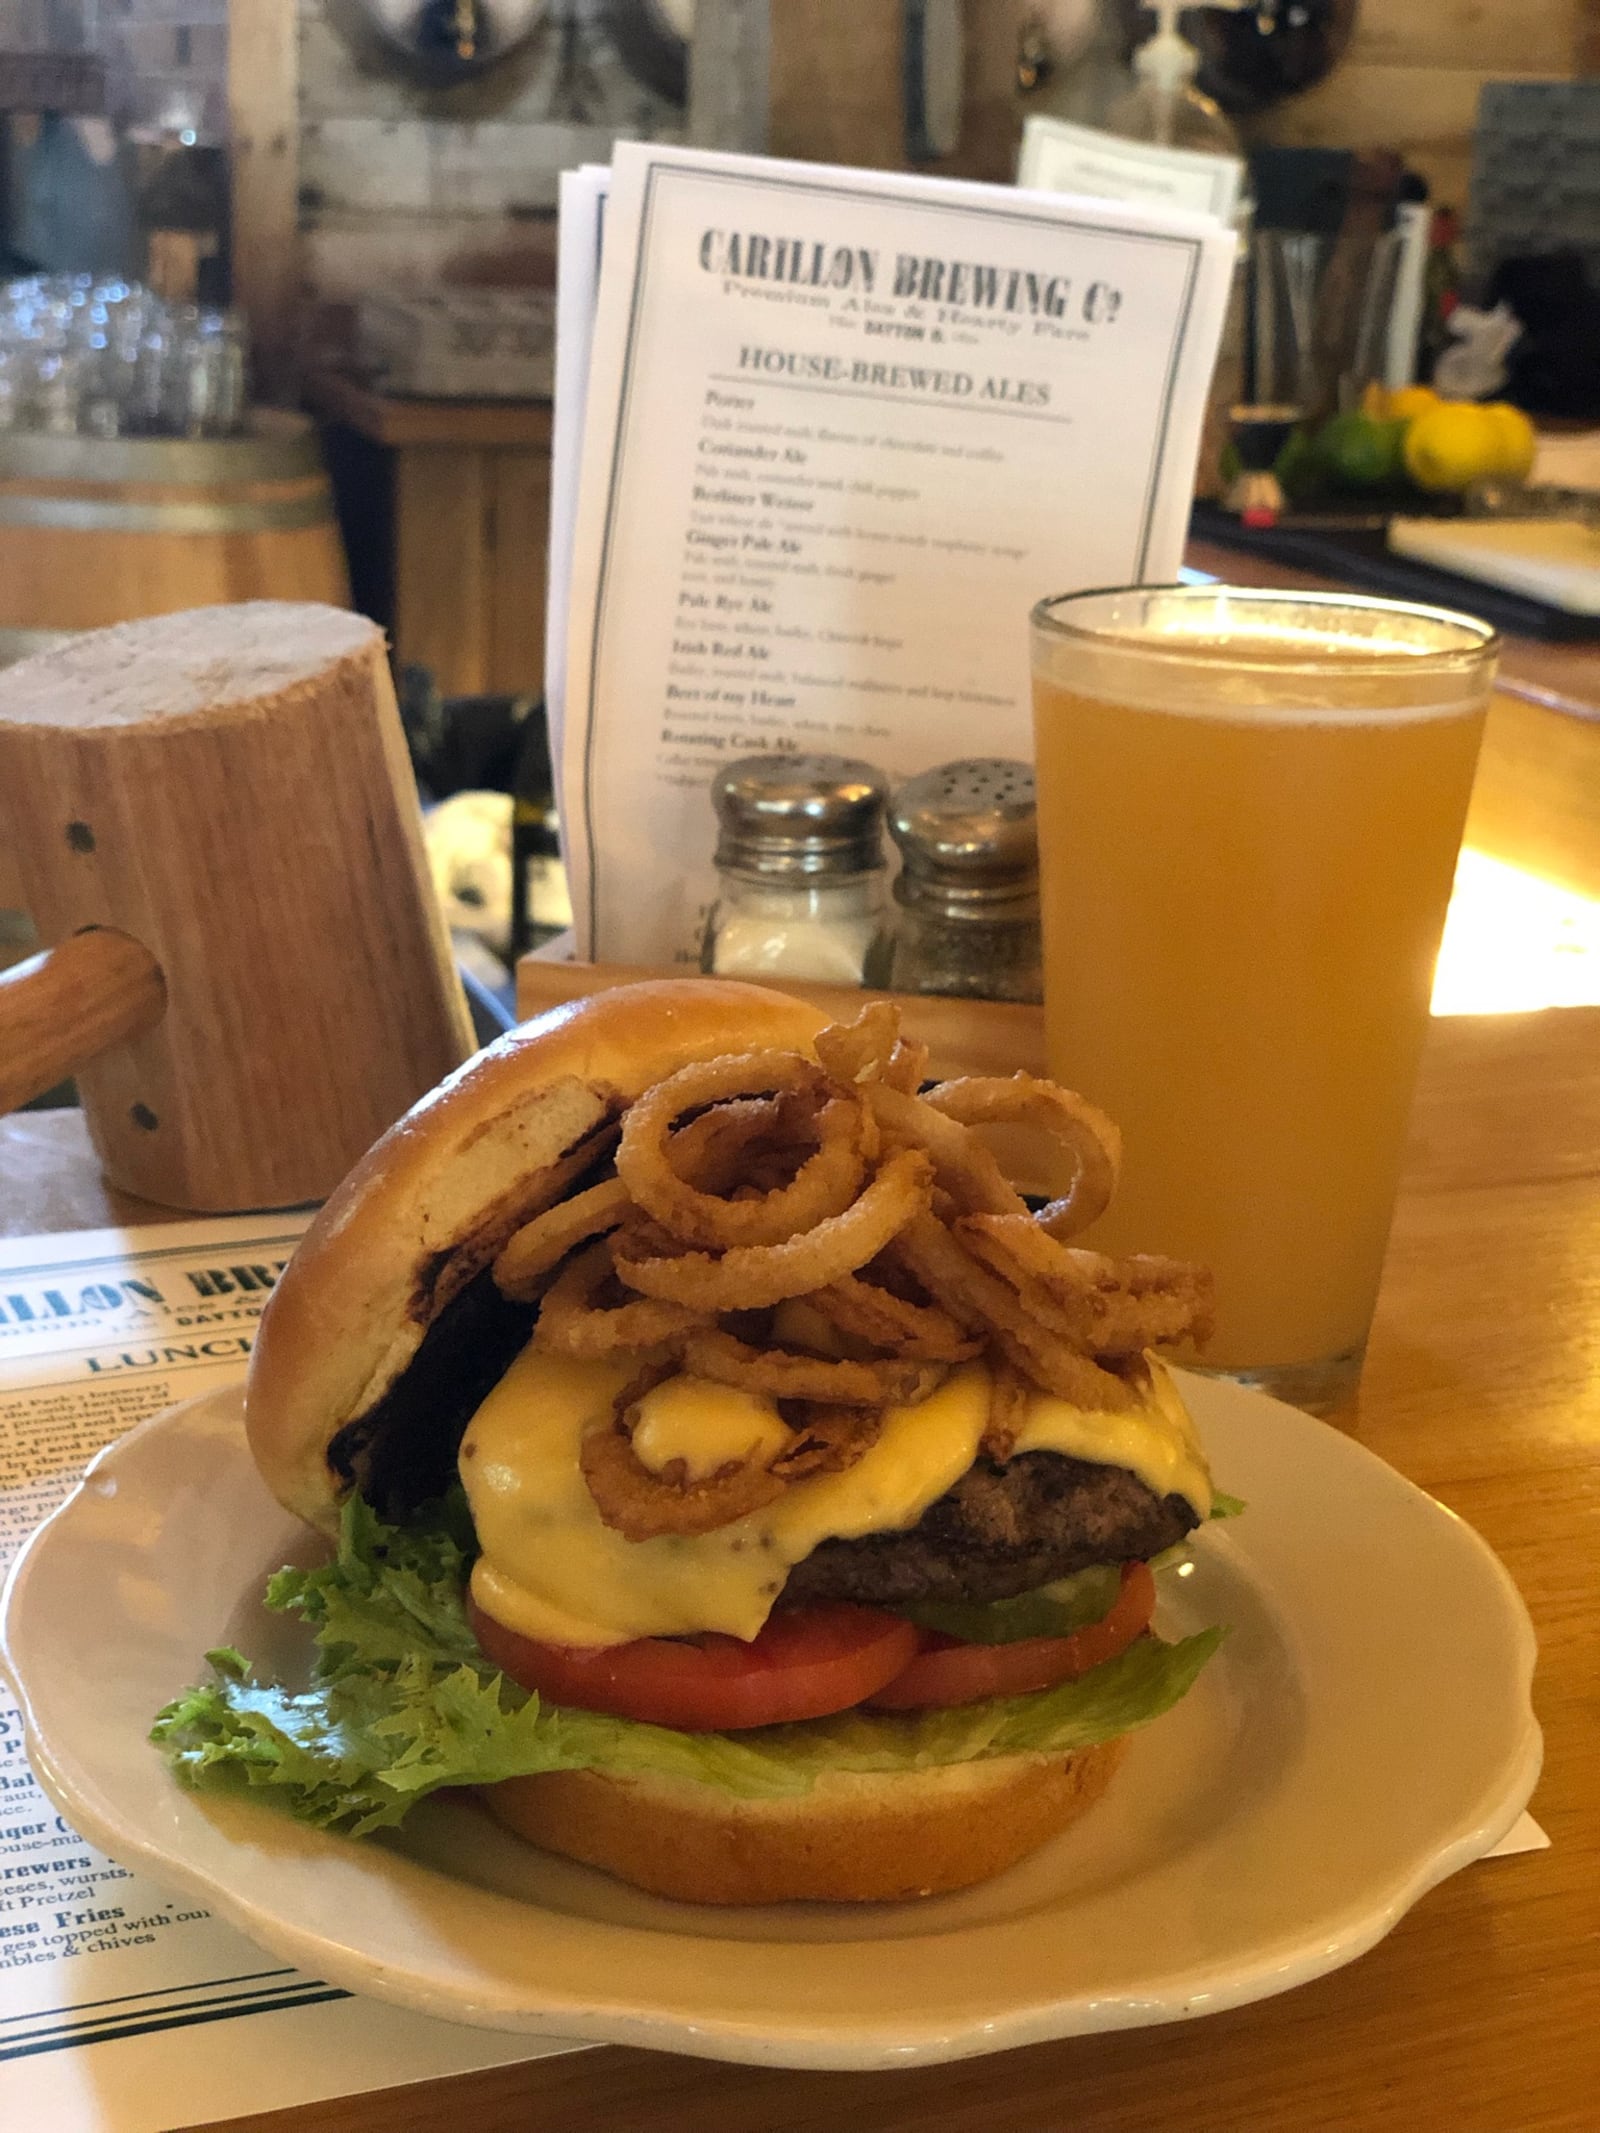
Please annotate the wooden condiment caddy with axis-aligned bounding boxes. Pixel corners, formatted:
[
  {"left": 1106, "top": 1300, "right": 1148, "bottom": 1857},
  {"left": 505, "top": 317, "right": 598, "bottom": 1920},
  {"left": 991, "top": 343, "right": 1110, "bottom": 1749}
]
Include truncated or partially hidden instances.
[
  {"left": 515, "top": 956, "right": 1049, "bottom": 1082},
  {"left": 0, "top": 603, "right": 473, "bottom": 1210}
]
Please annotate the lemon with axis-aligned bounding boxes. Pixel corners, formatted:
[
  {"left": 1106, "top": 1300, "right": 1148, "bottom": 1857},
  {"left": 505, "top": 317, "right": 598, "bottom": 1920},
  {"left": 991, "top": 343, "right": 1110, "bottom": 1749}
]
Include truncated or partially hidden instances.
[
  {"left": 1481, "top": 402, "right": 1537, "bottom": 482},
  {"left": 1386, "top": 384, "right": 1442, "bottom": 426},
  {"left": 1318, "top": 411, "right": 1405, "bottom": 488},
  {"left": 1402, "top": 402, "right": 1500, "bottom": 492}
]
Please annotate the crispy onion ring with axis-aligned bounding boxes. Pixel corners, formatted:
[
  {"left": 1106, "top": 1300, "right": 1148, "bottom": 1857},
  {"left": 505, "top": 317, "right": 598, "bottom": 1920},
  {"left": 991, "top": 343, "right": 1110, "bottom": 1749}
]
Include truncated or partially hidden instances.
[
  {"left": 666, "top": 1095, "right": 789, "bottom": 1194},
  {"left": 957, "top": 1215, "right": 1214, "bottom": 1354},
  {"left": 982, "top": 1357, "right": 1034, "bottom": 1460},
  {"left": 815, "top": 1004, "right": 929, "bottom": 1096},
  {"left": 892, "top": 1212, "right": 1132, "bottom": 1409},
  {"left": 580, "top": 1367, "right": 788, "bottom": 1540},
  {"left": 923, "top": 1075, "right": 1121, "bottom": 1240},
  {"left": 769, "top": 1402, "right": 884, "bottom": 1481},
  {"left": 860, "top": 1082, "right": 1026, "bottom": 1218},
  {"left": 883, "top": 1034, "right": 930, "bottom": 1094},
  {"left": 493, "top": 1177, "right": 632, "bottom": 1301},
  {"left": 815, "top": 1002, "right": 902, "bottom": 1086},
  {"left": 809, "top": 1270, "right": 979, "bottom": 1362},
  {"left": 533, "top": 1239, "right": 710, "bottom": 1358},
  {"left": 682, "top": 1327, "right": 945, "bottom": 1408},
  {"left": 617, "top": 1052, "right": 866, "bottom": 1249},
  {"left": 613, "top": 1145, "right": 934, "bottom": 1312}
]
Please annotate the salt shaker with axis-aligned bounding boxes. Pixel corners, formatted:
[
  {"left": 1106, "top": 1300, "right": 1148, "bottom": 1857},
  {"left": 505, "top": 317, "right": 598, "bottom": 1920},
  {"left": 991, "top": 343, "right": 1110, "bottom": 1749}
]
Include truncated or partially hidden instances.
[
  {"left": 701, "top": 754, "right": 892, "bottom": 985},
  {"left": 882, "top": 759, "right": 1044, "bottom": 1002}
]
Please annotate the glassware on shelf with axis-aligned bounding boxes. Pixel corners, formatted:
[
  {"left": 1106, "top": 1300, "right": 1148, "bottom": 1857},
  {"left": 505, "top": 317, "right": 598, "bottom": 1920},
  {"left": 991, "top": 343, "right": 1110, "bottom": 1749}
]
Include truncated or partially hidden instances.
[{"left": 0, "top": 275, "right": 251, "bottom": 439}]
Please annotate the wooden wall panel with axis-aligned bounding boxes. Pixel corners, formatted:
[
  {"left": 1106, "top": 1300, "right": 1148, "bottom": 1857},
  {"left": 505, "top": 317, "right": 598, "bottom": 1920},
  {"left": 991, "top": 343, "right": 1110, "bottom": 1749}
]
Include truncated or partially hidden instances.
[
  {"left": 487, "top": 449, "right": 550, "bottom": 698},
  {"left": 1344, "top": 0, "right": 1580, "bottom": 74},
  {"left": 769, "top": 2, "right": 907, "bottom": 170},
  {"left": 228, "top": 0, "right": 300, "bottom": 399},
  {"left": 394, "top": 449, "right": 491, "bottom": 695},
  {"left": 1249, "top": 0, "right": 1593, "bottom": 213},
  {"left": 768, "top": 0, "right": 1021, "bottom": 183},
  {"left": 932, "top": 0, "right": 1025, "bottom": 186}
]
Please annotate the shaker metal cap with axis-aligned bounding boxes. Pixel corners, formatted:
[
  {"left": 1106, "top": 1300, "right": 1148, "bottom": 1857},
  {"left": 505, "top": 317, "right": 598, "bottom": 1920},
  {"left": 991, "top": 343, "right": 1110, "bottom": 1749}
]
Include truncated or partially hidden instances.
[
  {"left": 712, "top": 753, "right": 889, "bottom": 880},
  {"left": 888, "top": 758, "right": 1038, "bottom": 912}
]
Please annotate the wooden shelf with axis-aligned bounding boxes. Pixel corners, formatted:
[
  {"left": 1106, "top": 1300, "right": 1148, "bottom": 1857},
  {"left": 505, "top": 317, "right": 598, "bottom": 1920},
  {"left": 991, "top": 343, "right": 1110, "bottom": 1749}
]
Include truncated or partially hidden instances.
[{"left": 303, "top": 369, "right": 553, "bottom": 451}]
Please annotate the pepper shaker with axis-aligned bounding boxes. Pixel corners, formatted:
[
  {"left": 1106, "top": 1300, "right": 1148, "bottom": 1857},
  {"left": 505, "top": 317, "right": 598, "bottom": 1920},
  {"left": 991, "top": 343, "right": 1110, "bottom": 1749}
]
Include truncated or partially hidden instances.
[{"left": 882, "top": 759, "right": 1044, "bottom": 1003}]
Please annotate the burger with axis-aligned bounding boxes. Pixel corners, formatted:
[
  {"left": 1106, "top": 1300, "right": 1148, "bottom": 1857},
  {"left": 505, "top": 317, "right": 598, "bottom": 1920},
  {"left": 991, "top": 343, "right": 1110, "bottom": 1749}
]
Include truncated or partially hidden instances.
[{"left": 155, "top": 979, "right": 1228, "bottom": 1904}]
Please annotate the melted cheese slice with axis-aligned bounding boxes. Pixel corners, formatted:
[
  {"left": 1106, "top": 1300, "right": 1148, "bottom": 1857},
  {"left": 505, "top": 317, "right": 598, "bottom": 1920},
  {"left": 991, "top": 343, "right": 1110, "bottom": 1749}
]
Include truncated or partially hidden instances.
[
  {"left": 1013, "top": 1360, "right": 1213, "bottom": 1520},
  {"left": 631, "top": 1375, "right": 792, "bottom": 1481},
  {"left": 461, "top": 1347, "right": 1211, "bottom": 1648}
]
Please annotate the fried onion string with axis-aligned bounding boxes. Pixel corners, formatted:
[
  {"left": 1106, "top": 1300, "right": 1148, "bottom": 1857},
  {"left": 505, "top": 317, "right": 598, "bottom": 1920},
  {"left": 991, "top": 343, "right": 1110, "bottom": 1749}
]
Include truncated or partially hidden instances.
[
  {"left": 982, "top": 1357, "right": 1035, "bottom": 1460},
  {"left": 579, "top": 1364, "right": 789, "bottom": 1540},
  {"left": 891, "top": 1212, "right": 1134, "bottom": 1409},
  {"left": 809, "top": 1269, "right": 979, "bottom": 1362},
  {"left": 860, "top": 1082, "right": 1026, "bottom": 1218},
  {"left": 613, "top": 1145, "right": 934, "bottom": 1312},
  {"left": 498, "top": 1016, "right": 1211, "bottom": 1545},
  {"left": 923, "top": 1075, "right": 1121, "bottom": 1241},
  {"left": 533, "top": 1238, "right": 711, "bottom": 1358},
  {"left": 956, "top": 1215, "right": 1215, "bottom": 1355},
  {"left": 493, "top": 1177, "right": 632, "bottom": 1301},
  {"left": 616, "top": 1052, "right": 866, "bottom": 1248},
  {"left": 682, "top": 1326, "right": 945, "bottom": 1408},
  {"left": 768, "top": 1402, "right": 884, "bottom": 1480}
]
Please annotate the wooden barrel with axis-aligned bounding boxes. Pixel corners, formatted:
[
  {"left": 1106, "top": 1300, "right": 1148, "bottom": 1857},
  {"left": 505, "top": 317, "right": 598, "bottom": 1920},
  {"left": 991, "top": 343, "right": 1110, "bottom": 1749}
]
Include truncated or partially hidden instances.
[
  {"left": 0, "top": 631, "right": 74, "bottom": 910},
  {"left": 0, "top": 410, "right": 350, "bottom": 632}
]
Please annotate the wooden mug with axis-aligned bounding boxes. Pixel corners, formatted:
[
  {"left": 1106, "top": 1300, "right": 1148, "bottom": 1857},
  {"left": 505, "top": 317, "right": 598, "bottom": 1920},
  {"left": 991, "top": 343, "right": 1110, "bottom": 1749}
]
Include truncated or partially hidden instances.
[{"left": 0, "top": 603, "right": 474, "bottom": 1210}]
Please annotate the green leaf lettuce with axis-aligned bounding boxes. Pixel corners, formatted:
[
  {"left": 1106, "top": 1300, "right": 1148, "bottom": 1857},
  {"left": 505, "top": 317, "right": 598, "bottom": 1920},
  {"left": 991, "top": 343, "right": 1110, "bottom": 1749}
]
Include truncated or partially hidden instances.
[{"left": 152, "top": 1496, "right": 1222, "bottom": 1837}]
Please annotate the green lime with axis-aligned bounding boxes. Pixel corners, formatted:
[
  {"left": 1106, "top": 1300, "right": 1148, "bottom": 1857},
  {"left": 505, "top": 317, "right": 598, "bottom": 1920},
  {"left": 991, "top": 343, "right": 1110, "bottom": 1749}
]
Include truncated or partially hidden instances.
[
  {"left": 1317, "top": 412, "right": 1405, "bottom": 489},
  {"left": 1273, "top": 424, "right": 1324, "bottom": 503}
]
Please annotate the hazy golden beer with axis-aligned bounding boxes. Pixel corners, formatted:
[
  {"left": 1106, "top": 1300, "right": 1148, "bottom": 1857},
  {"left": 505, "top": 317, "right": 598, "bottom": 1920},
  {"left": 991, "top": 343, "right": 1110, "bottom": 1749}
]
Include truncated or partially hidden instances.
[{"left": 1029, "top": 588, "right": 1498, "bottom": 1404}]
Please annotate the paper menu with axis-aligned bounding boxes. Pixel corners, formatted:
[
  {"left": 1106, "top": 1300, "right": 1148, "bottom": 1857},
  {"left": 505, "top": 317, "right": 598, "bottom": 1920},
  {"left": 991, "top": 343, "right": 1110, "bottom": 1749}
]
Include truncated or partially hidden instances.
[
  {"left": 1017, "top": 113, "right": 1245, "bottom": 226},
  {"left": 557, "top": 140, "right": 1235, "bottom": 967},
  {"left": 545, "top": 162, "right": 610, "bottom": 791},
  {"left": 0, "top": 1217, "right": 572, "bottom": 2133}
]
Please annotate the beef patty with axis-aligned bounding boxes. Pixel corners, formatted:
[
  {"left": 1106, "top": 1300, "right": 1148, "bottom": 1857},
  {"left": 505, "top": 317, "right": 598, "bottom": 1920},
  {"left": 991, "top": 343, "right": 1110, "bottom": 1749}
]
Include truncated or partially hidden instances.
[{"left": 780, "top": 1452, "right": 1200, "bottom": 1608}]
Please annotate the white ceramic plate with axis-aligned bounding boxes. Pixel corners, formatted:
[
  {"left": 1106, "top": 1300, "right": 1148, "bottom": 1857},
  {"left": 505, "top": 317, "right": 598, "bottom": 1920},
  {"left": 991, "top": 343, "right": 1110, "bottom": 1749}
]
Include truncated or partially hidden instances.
[{"left": 0, "top": 1376, "right": 1540, "bottom": 2071}]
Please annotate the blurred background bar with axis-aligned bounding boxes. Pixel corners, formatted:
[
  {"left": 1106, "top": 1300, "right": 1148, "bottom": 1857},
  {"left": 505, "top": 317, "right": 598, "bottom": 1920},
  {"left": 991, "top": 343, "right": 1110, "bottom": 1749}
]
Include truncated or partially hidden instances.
[{"left": 0, "top": 0, "right": 1597, "bottom": 1028}]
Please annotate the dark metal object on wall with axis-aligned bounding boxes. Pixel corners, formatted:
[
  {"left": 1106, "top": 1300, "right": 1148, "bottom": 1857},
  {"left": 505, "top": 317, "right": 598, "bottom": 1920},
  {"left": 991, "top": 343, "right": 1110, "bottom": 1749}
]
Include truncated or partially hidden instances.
[
  {"left": 600, "top": 0, "right": 692, "bottom": 104},
  {"left": 904, "top": 0, "right": 966, "bottom": 162},
  {"left": 352, "top": 0, "right": 548, "bottom": 82},
  {"left": 1112, "top": 0, "right": 1358, "bottom": 117}
]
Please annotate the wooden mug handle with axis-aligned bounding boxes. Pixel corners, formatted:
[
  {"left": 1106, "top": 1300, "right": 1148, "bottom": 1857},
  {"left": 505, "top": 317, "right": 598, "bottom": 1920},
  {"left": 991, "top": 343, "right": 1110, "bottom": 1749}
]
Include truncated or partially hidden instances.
[{"left": 0, "top": 927, "right": 167, "bottom": 1115}]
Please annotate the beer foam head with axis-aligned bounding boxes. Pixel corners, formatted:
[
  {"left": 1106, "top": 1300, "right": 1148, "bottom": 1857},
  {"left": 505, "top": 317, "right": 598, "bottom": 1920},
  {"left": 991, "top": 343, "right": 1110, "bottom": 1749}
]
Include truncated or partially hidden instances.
[{"left": 1031, "top": 587, "right": 1498, "bottom": 724}]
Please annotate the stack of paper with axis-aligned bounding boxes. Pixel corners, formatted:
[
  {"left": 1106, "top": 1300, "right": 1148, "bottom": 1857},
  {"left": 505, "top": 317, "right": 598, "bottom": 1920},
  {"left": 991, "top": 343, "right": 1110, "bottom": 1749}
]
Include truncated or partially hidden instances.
[
  {"left": 549, "top": 142, "right": 1237, "bottom": 968},
  {"left": 0, "top": 1220, "right": 570, "bottom": 2132}
]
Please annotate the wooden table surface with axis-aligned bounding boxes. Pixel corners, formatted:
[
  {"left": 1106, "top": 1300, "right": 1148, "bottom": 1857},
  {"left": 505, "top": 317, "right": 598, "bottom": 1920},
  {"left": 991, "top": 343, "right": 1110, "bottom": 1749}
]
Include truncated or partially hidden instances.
[
  {"left": 5, "top": 1003, "right": 1596, "bottom": 2133},
  {"left": 4, "top": 549, "right": 1599, "bottom": 2130}
]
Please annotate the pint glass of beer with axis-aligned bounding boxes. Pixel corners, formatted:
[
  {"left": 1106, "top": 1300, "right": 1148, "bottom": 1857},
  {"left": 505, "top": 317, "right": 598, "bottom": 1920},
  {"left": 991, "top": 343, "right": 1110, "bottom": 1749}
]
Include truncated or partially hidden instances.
[{"left": 1029, "top": 585, "right": 1499, "bottom": 1412}]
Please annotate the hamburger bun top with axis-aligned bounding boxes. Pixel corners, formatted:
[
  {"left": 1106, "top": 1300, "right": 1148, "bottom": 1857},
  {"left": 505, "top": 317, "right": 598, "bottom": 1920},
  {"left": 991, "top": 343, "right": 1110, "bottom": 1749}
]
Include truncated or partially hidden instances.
[{"left": 246, "top": 978, "right": 826, "bottom": 1530}]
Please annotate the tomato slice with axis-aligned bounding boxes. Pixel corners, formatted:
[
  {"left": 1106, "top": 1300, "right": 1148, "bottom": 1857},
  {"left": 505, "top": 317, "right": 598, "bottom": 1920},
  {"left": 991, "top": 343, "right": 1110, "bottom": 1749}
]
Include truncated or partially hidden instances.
[
  {"left": 469, "top": 1599, "right": 920, "bottom": 1731},
  {"left": 865, "top": 1561, "right": 1157, "bottom": 1713}
]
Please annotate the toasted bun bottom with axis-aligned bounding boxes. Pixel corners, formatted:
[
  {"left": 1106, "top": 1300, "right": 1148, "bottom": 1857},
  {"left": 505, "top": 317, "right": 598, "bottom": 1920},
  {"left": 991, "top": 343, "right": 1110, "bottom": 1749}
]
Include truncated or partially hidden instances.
[{"left": 480, "top": 1738, "right": 1125, "bottom": 1905}]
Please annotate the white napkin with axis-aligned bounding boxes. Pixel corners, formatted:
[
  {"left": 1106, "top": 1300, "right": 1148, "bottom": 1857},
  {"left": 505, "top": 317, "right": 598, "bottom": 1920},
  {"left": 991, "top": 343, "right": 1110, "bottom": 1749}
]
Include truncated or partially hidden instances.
[{"left": 1485, "top": 1811, "right": 1549, "bottom": 1858}]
